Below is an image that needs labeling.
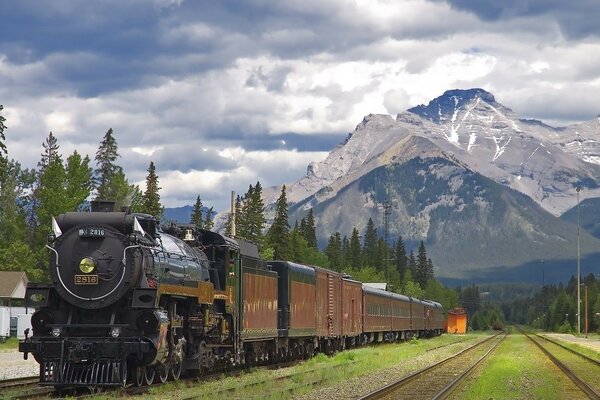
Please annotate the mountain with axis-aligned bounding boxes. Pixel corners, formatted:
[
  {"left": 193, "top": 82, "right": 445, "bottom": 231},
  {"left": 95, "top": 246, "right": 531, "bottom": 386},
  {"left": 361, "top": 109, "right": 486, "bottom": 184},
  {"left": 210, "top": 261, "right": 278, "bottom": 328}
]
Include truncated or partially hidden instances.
[
  {"left": 162, "top": 205, "right": 194, "bottom": 223},
  {"left": 261, "top": 88, "right": 600, "bottom": 284}
]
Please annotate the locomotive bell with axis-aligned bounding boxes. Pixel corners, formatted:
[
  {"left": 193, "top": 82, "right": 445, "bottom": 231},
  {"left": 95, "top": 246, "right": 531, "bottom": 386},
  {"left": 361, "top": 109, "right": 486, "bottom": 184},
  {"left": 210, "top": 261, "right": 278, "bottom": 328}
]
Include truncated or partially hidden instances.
[{"left": 183, "top": 229, "right": 194, "bottom": 241}]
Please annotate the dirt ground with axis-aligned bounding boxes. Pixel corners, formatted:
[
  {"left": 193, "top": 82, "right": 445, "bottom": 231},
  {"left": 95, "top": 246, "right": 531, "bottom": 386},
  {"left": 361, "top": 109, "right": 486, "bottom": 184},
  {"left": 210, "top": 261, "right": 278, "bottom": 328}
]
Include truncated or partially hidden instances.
[{"left": 543, "top": 333, "right": 600, "bottom": 353}]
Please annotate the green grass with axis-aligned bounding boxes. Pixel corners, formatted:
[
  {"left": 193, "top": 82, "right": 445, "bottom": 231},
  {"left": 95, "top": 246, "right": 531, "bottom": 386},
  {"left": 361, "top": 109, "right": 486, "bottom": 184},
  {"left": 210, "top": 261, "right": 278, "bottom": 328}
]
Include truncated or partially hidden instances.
[
  {"left": 0, "top": 337, "right": 19, "bottom": 352},
  {"left": 451, "top": 334, "right": 572, "bottom": 400}
]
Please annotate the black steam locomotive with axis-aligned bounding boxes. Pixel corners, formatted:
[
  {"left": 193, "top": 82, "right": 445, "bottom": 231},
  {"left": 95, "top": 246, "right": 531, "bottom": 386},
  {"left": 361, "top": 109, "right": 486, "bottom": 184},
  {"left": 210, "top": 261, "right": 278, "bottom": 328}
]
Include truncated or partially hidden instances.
[{"left": 19, "top": 205, "right": 444, "bottom": 388}]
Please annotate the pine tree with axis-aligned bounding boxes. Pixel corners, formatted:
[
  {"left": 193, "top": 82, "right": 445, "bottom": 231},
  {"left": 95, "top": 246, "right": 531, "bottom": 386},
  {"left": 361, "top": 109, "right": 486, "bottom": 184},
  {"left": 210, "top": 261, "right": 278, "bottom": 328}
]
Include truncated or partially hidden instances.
[
  {"left": 304, "top": 208, "right": 317, "bottom": 249},
  {"left": 266, "top": 185, "right": 290, "bottom": 260},
  {"left": 341, "top": 235, "right": 349, "bottom": 268},
  {"left": 394, "top": 236, "right": 408, "bottom": 282},
  {"left": 348, "top": 227, "right": 362, "bottom": 269},
  {"left": 190, "top": 196, "right": 204, "bottom": 229},
  {"left": 64, "top": 151, "right": 93, "bottom": 212},
  {"left": 237, "top": 186, "right": 253, "bottom": 240},
  {"left": 325, "top": 232, "right": 342, "bottom": 271},
  {"left": 0, "top": 105, "right": 6, "bottom": 157},
  {"left": 362, "top": 218, "right": 378, "bottom": 269},
  {"left": 248, "top": 181, "right": 265, "bottom": 246},
  {"left": 140, "top": 161, "right": 163, "bottom": 218},
  {"left": 408, "top": 250, "right": 417, "bottom": 276},
  {"left": 94, "top": 128, "right": 122, "bottom": 199},
  {"left": 204, "top": 207, "right": 214, "bottom": 230},
  {"left": 38, "top": 132, "right": 60, "bottom": 171},
  {"left": 415, "top": 240, "right": 429, "bottom": 288}
]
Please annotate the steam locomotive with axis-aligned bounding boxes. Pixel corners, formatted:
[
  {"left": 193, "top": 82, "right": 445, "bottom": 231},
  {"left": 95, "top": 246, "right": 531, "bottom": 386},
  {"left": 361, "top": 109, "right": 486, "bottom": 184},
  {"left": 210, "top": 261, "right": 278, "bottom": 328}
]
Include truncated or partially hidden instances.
[{"left": 19, "top": 205, "right": 444, "bottom": 388}]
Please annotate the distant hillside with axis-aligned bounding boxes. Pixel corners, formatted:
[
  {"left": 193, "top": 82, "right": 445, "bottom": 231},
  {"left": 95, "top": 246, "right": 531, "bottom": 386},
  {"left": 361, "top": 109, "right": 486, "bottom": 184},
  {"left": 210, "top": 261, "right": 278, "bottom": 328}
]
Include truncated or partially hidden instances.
[
  {"left": 560, "top": 197, "right": 600, "bottom": 238},
  {"left": 162, "top": 205, "right": 193, "bottom": 223},
  {"left": 289, "top": 154, "right": 600, "bottom": 284}
]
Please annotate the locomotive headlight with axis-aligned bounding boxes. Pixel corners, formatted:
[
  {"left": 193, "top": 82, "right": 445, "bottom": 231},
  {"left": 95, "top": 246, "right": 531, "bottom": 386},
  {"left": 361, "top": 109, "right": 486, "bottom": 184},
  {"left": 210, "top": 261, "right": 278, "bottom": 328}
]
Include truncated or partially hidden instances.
[
  {"left": 79, "top": 257, "right": 96, "bottom": 274},
  {"left": 110, "top": 327, "right": 121, "bottom": 338},
  {"left": 51, "top": 327, "right": 62, "bottom": 337}
]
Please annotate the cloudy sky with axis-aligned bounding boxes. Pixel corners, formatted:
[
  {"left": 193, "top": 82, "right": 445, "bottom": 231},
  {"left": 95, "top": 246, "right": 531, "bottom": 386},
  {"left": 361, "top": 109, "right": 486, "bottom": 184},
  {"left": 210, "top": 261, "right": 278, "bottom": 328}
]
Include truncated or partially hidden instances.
[{"left": 1, "top": 0, "right": 599, "bottom": 212}]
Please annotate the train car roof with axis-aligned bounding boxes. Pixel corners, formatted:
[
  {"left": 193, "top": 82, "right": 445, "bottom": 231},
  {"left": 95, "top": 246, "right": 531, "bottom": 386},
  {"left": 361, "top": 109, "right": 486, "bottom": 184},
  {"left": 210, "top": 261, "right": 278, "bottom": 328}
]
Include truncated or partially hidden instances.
[
  {"left": 312, "top": 265, "right": 342, "bottom": 277},
  {"left": 389, "top": 292, "right": 411, "bottom": 302},
  {"left": 198, "top": 229, "right": 238, "bottom": 247},
  {"left": 268, "top": 260, "right": 316, "bottom": 276},
  {"left": 423, "top": 300, "right": 443, "bottom": 309},
  {"left": 362, "top": 285, "right": 396, "bottom": 299},
  {"left": 410, "top": 297, "right": 426, "bottom": 305}
]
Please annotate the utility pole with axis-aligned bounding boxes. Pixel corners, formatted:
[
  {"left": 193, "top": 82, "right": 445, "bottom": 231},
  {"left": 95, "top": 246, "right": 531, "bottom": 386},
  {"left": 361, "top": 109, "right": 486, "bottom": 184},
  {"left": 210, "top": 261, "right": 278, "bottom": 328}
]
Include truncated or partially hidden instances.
[
  {"left": 576, "top": 186, "right": 581, "bottom": 335},
  {"left": 584, "top": 285, "right": 588, "bottom": 338}
]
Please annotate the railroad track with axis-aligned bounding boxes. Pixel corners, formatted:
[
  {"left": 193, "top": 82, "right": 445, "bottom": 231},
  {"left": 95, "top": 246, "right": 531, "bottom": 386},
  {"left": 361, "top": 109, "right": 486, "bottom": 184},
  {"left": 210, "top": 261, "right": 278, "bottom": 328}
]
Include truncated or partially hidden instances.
[
  {"left": 358, "top": 332, "right": 506, "bottom": 400},
  {"left": 0, "top": 375, "right": 39, "bottom": 390},
  {"left": 0, "top": 375, "right": 57, "bottom": 400},
  {"left": 521, "top": 329, "right": 600, "bottom": 399}
]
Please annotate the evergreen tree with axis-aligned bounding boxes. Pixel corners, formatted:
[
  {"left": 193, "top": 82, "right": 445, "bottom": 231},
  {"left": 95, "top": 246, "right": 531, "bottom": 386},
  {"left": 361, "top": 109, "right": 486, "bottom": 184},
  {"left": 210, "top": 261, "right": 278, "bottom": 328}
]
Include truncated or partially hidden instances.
[
  {"left": 394, "top": 236, "right": 408, "bottom": 282},
  {"left": 64, "top": 151, "right": 93, "bottom": 212},
  {"left": 348, "top": 227, "right": 362, "bottom": 269},
  {"left": 140, "top": 161, "right": 163, "bottom": 218},
  {"left": 341, "top": 235, "right": 349, "bottom": 268},
  {"left": 190, "top": 196, "right": 204, "bottom": 230},
  {"left": 362, "top": 218, "right": 378, "bottom": 269},
  {"left": 94, "top": 128, "right": 122, "bottom": 199},
  {"left": 304, "top": 208, "right": 317, "bottom": 249},
  {"left": 247, "top": 181, "right": 265, "bottom": 246},
  {"left": 38, "top": 132, "right": 60, "bottom": 171},
  {"left": 416, "top": 240, "right": 429, "bottom": 288},
  {"left": 408, "top": 250, "right": 417, "bottom": 276},
  {"left": 0, "top": 105, "right": 6, "bottom": 156},
  {"left": 265, "top": 185, "right": 290, "bottom": 260},
  {"left": 204, "top": 207, "right": 214, "bottom": 230},
  {"left": 237, "top": 186, "right": 253, "bottom": 240},
  {"left": 325, "top": 232, "right": 342, "bottom": 271}
]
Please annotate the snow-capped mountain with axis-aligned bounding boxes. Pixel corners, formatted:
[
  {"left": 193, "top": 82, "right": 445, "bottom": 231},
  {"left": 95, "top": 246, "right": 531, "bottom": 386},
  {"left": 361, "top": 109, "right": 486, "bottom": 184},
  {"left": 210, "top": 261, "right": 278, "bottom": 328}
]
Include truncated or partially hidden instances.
[{"left": 268, "top": 88, "right": 600, "bottom": 216}]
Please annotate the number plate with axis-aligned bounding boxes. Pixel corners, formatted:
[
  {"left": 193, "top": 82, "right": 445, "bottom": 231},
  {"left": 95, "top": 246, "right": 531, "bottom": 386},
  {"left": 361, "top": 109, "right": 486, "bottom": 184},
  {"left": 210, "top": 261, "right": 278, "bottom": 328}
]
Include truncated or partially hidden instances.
[
  {"left": 78, "top": 227, "right": 105, "bottom": 238},
  {"left": 74, "top": 275, "right": 98, "bottom": 285}
]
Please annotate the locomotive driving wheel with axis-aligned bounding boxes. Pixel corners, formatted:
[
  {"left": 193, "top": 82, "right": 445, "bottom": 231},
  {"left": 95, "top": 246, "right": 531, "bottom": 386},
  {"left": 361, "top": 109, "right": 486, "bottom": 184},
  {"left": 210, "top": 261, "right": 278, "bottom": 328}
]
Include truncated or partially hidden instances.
[
  {"left": 134, "top": 366, "right": 145, "bottom": 387},
  {"left": 171, "top": 358, "right": 183, "bottom": 381},
  {"left": 157, "top": 363, "right": 169, "bottom": 383},
  {"left": 144, "top": 367, "right": 155, "bottom": 385}
]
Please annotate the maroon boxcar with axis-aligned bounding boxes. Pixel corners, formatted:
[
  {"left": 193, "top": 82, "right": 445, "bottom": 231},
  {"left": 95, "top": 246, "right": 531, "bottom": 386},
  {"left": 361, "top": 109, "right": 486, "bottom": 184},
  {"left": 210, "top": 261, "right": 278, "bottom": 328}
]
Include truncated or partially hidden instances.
[
  {"left": 241, "top": 265, "right": 278, "bottom": 340},
  {"left": 341, "top": 277, "right": 362, "bottom": 341},
  {"left": 314, "top": 266, "right": 342, "bottom": 338}
]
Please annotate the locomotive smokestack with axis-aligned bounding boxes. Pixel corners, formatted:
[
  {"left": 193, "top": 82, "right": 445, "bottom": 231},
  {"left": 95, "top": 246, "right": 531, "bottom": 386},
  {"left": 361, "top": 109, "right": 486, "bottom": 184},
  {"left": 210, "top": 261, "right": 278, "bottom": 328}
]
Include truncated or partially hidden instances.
[{"left": 230, "top": 190, "right": 236, "bottom": 238}]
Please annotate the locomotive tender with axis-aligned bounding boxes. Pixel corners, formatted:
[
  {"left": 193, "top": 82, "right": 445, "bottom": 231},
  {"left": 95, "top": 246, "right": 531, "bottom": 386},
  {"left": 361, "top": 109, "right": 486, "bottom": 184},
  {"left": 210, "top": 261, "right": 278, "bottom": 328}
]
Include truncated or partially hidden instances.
[{"left": 19, "top": 207, "right": 444, "bottom": 388}]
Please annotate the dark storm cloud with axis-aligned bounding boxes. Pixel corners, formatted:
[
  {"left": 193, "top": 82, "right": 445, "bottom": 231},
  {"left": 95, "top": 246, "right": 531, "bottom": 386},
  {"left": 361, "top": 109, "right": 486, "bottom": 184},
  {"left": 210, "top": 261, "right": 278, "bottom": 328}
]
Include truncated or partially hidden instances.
[{"left": 441, "top": 0, "right": 600, "bottom": 38}]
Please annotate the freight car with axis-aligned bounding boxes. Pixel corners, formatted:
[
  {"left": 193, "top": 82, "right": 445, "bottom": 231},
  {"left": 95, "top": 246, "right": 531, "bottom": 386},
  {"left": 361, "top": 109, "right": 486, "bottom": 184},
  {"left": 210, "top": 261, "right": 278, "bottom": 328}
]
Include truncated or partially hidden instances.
[{"left": 19, "top": 208, "right": 443, "bottom": 388}]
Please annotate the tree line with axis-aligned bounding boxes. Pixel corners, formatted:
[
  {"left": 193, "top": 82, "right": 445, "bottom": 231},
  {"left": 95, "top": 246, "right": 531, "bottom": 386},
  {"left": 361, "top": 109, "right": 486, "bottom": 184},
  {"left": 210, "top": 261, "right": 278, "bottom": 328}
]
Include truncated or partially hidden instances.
[{"left": 505, "top": 273, "right": 600, "bottom": 333}]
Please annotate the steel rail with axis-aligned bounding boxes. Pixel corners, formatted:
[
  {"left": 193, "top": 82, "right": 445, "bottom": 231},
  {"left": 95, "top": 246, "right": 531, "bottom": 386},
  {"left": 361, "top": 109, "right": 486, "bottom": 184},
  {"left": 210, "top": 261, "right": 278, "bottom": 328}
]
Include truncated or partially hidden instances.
[
  {"left": 357, "top": 332, "right": 504, "bottom": 400},
  {"left": 535, "top": 333, "right": 600, "bottom": 366},
  {"left": 523, "top": 331, "right": 600, "bottom": 400},
  {"left": 432, "top": 332, "right": 507, "bottom": 400}
]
